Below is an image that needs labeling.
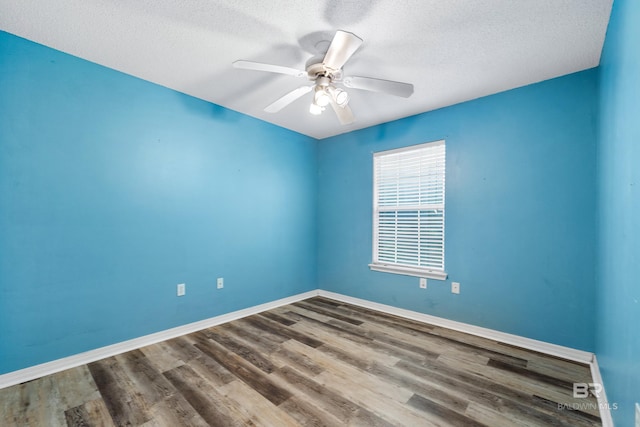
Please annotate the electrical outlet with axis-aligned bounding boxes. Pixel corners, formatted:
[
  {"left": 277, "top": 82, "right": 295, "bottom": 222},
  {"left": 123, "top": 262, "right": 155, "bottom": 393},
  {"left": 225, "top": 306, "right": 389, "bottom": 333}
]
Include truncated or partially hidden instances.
[
  {"left": 217, "top": 277, "right": 224, "bottom": 289},
  {"left": 177, "top": 283, "right": 185, "bottom": 296},
  {"left": 635, "top": 402, "right": 639, "bottom": 427},
  {"left": 451, "top": 282, "right": 460, "bottom": 294},
  {"left": 419, "top": 278, "right": 427, "bottom": 289}
]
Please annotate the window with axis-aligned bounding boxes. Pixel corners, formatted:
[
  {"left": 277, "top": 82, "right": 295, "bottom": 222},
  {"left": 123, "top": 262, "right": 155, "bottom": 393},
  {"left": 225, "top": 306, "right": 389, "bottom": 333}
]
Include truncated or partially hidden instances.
[{"left": 369, "top": 140, "right": 447, "bottom": 280}]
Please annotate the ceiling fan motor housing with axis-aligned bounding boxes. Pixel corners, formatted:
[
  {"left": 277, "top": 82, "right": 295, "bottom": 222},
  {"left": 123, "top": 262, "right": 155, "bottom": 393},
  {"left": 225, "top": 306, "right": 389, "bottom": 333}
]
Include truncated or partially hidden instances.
[
  {"left": 306, "top": 62, "right": 341, "bottom": 81},
  {"left": 315, "top": 75, "right": 331, "bottom": 87}
]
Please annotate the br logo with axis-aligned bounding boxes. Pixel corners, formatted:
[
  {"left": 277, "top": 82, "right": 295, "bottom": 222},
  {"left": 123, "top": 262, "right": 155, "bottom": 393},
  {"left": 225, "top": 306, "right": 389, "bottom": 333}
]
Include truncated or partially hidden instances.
[{"left": 573, "top": 383, "right": 602, "bottom": 398}]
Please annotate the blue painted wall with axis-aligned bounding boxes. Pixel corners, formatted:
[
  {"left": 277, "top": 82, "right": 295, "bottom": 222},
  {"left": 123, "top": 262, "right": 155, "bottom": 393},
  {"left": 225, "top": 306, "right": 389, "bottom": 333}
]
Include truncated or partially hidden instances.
[
  {"left": 317, "top": 69, "right": 599, "bottom": 351},
  {"left": 596, "top": 0, "right": 640, "bottom": 424},
  {"left": 0, "top": 32, "right": 317, "bottom": 374}
]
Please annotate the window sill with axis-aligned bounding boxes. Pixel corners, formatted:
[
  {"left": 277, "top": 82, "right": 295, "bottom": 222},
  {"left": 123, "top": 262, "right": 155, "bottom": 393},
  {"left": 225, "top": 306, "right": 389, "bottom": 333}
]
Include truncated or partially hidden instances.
[{"left": 368, "top": 263, "right": 448, "bottom": 280}]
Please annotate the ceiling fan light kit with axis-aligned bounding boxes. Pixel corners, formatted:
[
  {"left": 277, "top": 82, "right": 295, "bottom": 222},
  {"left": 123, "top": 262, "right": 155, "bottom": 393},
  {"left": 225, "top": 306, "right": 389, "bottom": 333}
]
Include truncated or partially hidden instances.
[
  {"left": 313, "top": 82, "right": 331, "bottom": 107},
  {"left": 309, "top": 103, "right": 323, "bottom": 115},
  {"left": 327, "top": 85, "right": 349, "bottom": 107},
  {"left": 233, "top": 30, "right": 414, "bottom": 125}
]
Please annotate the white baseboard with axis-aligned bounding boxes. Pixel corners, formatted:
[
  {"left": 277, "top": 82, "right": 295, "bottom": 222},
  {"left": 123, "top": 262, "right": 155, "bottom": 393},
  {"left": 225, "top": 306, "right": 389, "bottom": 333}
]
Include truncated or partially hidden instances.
[
  {"left": 0, "top": 290, "right": 319, "bottom": 389},
  {"left": 590, "top": 355, "right": 614, "bottom": 427},
  {"left": 318, "top": 290, "right": 594, "bottom": 363}
]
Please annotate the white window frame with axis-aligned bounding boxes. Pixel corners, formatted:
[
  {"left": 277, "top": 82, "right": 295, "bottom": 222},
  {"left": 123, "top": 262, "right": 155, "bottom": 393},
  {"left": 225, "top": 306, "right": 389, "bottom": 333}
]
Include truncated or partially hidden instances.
[{"left": 369, "top": 140, "right": 447, "bottom": 280}]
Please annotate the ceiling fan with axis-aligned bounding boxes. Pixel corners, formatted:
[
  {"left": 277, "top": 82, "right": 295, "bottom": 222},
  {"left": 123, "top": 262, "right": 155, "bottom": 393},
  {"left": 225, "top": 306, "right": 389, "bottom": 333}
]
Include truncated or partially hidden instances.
[{"left": 233, "top": 30, "right": 414, "bottom": 125}]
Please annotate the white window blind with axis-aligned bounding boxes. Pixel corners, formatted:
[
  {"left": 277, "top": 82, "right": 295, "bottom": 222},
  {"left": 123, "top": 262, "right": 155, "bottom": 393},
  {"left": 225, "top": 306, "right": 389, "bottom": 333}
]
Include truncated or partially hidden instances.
[{"left": 369, "top": 140, "right": 447, "bottom": 279}]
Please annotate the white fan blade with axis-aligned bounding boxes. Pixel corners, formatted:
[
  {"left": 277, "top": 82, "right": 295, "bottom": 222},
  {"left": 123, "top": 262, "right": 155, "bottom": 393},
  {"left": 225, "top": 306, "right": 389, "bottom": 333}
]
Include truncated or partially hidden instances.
[
  {"left": 264, "top": 86, "right": 313, "bottom": 113},
  {"left": 322, "top": 30, "right": 363, "bottom": 72},
  {"left": 233, "top": 60, "right": 306, "bottom": 78},
  {"left": 343, "top": 75, "right": 414, "bottom": 98},
  {"left": 330, "top": 99, "right": 355, "bottom": 125}
]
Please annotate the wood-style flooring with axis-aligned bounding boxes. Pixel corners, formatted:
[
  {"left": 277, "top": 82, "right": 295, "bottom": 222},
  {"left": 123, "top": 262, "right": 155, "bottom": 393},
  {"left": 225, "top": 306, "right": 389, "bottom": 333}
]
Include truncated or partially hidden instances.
[{"left": 1, "top": 297, "right": 602, "bottom": 426}]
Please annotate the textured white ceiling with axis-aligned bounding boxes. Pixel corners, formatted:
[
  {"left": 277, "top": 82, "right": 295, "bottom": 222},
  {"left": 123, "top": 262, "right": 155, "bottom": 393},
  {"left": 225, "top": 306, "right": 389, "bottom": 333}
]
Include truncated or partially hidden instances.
[{"left": 0, "top": 0, "right": 612, "bottom": 139}]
